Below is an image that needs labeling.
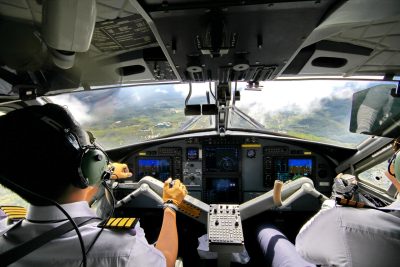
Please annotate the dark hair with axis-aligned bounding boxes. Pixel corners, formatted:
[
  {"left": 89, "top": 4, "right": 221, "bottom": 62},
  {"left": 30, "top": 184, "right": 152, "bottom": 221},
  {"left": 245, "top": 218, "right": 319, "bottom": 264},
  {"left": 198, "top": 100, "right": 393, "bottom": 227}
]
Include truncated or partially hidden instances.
[{"left": 0, "top": 103, "right": 88, "bottom": 205}]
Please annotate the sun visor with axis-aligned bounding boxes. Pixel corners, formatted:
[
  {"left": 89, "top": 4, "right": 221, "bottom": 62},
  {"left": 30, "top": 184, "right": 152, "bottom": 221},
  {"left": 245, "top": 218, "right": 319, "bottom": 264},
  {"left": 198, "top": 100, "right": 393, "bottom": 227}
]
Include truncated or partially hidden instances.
[{"left": 350, "top": 83, "right": 400, "bottom": 138}]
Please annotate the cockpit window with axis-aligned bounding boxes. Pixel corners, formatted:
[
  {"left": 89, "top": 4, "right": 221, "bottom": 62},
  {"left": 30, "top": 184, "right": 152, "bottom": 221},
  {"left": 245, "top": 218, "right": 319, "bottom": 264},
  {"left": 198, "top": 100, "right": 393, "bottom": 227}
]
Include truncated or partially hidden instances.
[
  {"left": 232, "top": 80, "right": 397, "bottom": 148},
  {"left": 47, "top": 84, "right": 215, "bottom": 149},
  {"left": 0, "top": 106, "right": 17, "bottom": 117},
  {"left": 0, "top": 185, "right": 28, "bottom": 208},
  {"left": 358, "top": 160, "right": 393, "bottom": 191},
  {"left": 47, "top": 80, "right": 396, "bottom": 149},
  {"left": 0, "top": 106, "right": 29, "bottom": 207}
]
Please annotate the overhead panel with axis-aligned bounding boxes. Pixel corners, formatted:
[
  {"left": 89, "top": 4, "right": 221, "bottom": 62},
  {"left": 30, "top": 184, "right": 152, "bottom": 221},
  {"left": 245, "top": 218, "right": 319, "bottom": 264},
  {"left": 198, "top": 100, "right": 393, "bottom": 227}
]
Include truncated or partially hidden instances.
[
  {"left": 92, "top": 14, "right": 158, "bottom": 52},
  {"left": 81, "top": 1, "right": 179, "bottom": 86},
  {"left": 139, "top": 0, "right": 338, "bottom": 82},
  {"left": 282, "top": 0, "right": 400, "bottom": 77}
]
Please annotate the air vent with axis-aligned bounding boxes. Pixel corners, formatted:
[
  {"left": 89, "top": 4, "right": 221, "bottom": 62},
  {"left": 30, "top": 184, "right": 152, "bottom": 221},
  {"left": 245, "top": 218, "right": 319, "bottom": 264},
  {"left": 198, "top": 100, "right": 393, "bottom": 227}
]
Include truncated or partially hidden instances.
[
  {"left": 284, "top": 40, "right": 373, "bottom": 75},
  {"left": 312, "top": 57, "right": 347, "bottom": 68},
  {"left": 117, "top": 65, "right": 146, "bottom": 76}
]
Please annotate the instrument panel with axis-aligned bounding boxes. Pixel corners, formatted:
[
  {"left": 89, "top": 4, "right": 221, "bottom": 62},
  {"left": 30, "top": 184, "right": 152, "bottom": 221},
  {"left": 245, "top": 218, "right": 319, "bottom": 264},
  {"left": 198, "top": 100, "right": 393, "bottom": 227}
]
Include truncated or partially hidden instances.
[{"left": 125, "top": 136, "right": 334, "bottom": 204}]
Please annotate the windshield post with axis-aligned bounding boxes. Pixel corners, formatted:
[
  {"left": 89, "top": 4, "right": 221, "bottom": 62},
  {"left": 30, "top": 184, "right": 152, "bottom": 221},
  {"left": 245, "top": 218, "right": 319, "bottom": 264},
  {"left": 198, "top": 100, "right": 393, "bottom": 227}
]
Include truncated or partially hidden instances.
[{"left": 215, "top": 82, "right": 232, "bottom": 136}]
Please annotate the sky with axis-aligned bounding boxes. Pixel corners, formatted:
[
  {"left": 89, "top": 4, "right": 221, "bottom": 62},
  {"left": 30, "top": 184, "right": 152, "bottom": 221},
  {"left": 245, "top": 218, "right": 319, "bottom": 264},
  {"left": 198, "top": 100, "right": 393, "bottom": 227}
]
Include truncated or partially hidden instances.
[{"left": 234, "top": 80, "right": 381, "bottom": 124}]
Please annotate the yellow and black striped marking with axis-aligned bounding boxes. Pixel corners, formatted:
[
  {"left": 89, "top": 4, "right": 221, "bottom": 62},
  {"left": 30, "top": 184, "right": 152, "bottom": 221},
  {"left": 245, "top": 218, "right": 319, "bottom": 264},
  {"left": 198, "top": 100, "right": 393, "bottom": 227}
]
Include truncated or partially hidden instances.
[
  {"left": 98, "top": 217, "right": 139, "bottom": 229},
  {"left": 178, "top": 202, "right": 201, "bottom": 218},
  {"left": 0, "top": 206, "right": 27, "bottom": 220}
]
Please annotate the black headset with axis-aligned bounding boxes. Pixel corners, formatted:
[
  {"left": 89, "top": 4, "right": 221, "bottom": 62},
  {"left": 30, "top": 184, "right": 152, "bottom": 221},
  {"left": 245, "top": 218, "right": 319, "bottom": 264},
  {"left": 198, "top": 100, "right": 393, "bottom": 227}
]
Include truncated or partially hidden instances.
[
  {"left": 38, "top": 112, "right": 110, "bottom": 189},
  {"left": 390, "top": 150, "right": 400, "bottom": 182}
]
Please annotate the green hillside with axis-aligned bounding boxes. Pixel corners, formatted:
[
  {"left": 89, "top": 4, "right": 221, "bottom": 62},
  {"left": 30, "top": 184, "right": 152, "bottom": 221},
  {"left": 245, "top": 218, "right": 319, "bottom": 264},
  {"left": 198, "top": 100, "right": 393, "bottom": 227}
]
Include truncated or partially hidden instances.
[{"left": 0, "top": 185, "right": 28, "bottom": 208}]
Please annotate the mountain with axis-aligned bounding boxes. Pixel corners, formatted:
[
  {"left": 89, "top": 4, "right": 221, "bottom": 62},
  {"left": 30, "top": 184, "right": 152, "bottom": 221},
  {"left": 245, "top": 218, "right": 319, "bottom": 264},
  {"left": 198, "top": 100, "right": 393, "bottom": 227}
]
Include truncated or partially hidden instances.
[{"left": 276, "top": 97, "right": 366, "bottom": 146}]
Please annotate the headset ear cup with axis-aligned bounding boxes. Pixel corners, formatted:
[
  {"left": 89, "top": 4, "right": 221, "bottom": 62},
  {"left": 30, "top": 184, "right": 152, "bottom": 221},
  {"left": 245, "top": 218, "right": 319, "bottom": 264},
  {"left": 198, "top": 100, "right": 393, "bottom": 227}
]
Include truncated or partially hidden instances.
[
  {"left": 394, "top": 152, "right": 400, "bottom": 183},
  {"left": 79, "top": 149, "right": 108, "bottom": 187}
]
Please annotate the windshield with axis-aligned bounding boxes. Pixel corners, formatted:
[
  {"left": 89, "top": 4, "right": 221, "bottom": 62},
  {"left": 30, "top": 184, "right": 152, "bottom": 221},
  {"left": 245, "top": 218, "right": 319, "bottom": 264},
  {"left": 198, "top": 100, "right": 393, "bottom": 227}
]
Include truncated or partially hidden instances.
[
  {"left": 48, "top": 84, "right": 215, "bottom": 149},
  {"left": 48, "top": 80, "right": 396, "bottom": 149}
]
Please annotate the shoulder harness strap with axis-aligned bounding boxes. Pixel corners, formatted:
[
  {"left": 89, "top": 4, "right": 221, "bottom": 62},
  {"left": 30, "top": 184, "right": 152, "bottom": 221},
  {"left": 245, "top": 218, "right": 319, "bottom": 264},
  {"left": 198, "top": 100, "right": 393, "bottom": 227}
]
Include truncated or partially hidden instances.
[{"left": 0, "top": 216, "right": 97, "bottom": 266}]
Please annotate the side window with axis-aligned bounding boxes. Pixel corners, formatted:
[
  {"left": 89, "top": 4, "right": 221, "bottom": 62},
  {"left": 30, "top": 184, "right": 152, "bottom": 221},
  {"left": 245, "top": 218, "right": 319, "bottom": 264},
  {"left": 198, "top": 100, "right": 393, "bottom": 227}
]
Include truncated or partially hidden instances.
[
  {"left": 358, "top": 160, "right": 392, "bottom": 191},
  {"left": 0, "top": 185, "right": 28, "bottom": 208},
  {"left": 0, "top": 104, "right": 29, "bottom": 208}
]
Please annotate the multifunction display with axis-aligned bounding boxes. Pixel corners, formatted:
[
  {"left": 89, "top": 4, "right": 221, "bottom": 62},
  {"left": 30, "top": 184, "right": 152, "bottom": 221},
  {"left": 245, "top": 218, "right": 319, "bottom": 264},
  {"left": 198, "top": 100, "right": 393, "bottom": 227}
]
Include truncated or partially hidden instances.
[
  {"left": 264, "top": 157, "right": 314, "bottom": 186},
  {"left": 205, "top": 178, "right": 239, "bottom": 203},
  {"left": 204, "top": 146, "right": 239, "bottom": 172},
  {"left": 186, "top": 147, "right": 199, "bottom": 161},
  {"left": 137, "top": 158, "right": 171, "bottom": 181},
  {"left": 276, "top": 158, "right": 313, "bottom": 182}
]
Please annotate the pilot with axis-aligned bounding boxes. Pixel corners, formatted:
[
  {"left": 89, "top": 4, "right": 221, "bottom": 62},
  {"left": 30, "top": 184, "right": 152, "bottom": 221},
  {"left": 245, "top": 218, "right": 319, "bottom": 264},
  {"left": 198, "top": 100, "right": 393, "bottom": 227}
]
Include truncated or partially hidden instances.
[
  {"left": 295, "top": 142, "right": 400, "bottom": 266},
  {"left": 0, "top": 103, "right": 187, "bottom": 267}
]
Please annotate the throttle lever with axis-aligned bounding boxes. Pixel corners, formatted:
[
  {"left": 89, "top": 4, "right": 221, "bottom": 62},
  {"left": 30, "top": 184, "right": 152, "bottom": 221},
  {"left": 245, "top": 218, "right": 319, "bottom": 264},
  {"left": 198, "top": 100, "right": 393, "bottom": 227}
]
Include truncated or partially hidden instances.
[{"left": 273, "top": 180, "right": 283, "bottom": 207}]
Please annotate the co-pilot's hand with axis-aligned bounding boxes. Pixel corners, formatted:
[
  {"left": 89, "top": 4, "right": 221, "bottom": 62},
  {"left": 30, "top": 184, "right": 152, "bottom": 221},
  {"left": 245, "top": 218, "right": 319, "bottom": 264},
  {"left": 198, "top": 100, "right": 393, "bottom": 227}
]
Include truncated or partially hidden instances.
[
  {"left": 110, "top": 163, "right": 132, "bottom": 179},
  {"left": 163, "top": 178, "right": 187, "bottom": 206},
  {"left": 332, "top": 173, "right": 358, "bottom": 200}
]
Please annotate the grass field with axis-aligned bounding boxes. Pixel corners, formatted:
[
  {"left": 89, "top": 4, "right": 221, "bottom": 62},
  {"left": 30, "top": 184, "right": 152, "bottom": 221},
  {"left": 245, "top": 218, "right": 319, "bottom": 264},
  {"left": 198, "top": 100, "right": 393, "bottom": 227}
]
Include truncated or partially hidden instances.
[{"left": 0, "top": 185, "right": 28, "bottom": 208}]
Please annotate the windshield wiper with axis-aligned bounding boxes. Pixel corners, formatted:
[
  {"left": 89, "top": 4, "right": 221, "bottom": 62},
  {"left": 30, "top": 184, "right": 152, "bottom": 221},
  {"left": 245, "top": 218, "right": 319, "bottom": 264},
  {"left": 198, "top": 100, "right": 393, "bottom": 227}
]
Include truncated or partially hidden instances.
[
  {"left": 230, "top": 106, "right": 265, "bottom": 130},
  {"left": 180, "top": 115, "right": 204, "bottom": 131}
]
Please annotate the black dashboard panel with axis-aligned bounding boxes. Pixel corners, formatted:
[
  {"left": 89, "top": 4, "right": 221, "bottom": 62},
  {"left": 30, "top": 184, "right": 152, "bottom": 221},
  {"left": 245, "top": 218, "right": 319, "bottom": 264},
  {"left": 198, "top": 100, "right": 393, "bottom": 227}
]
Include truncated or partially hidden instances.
[{"left": 123, "top": 135, "right": 335, "bottom": 204}]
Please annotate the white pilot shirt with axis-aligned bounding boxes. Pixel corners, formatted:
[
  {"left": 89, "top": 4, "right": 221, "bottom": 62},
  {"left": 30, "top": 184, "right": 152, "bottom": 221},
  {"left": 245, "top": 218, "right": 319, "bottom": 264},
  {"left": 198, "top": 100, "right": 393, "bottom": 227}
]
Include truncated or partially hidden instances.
[
  {"left": 0, "top": 201, "right": 166, "bottom": 267},
  {"left": 0, "top": 209, "right": 7, "bottom": 230},
  {"left": 295, "top": 199, "right": 400, "bottom": 267}
]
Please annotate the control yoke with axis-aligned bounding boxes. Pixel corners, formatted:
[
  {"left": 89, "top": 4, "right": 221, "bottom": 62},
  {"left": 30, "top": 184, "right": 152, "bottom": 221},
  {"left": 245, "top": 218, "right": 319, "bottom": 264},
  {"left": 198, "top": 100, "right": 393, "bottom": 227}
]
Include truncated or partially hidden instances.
[
  {"left": 239, "top": 177, "right": 328, "bottom": 220},
  {"left": 115, "top": 176, "right": 328, "bottom": 224}
]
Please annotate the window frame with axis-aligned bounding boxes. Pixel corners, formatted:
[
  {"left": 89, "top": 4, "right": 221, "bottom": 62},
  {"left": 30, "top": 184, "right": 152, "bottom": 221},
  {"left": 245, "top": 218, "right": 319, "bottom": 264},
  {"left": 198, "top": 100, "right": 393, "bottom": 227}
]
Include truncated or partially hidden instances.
[{"left": 354, "top": 145, "right": 398, "bottom": 200}]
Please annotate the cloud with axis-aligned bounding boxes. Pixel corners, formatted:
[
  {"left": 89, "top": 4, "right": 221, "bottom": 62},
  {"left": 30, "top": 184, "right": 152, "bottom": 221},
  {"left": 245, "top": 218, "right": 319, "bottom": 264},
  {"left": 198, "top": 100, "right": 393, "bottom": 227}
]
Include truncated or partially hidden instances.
[
  {"left": 236, "top": 80, "right": 378, "bottom": 121},
  {"left": 234, "top": 80, "right": 390, "bottom": 130},
  {"left": 49, "top": 94, "right": 93, "bottom": 124},
  {"left": 173, "top": 83, "right": 211, "bottom": 99},
  {"left": 155, "top": 88, "right": 168, "bottom": 94},
  {"left": 129, "top": 91, "right": 142, "bottom": 102}
]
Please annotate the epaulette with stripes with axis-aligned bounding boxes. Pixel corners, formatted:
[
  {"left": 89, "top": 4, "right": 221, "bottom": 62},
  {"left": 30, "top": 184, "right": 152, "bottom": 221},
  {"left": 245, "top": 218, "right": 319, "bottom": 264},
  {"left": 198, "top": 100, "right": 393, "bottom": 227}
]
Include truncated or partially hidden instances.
[
  {"left": 98, "top": 217, "right": 139, "bottom": 229},
  {"left": 0, "top": 206, "right": 27, "bottom": 223}
]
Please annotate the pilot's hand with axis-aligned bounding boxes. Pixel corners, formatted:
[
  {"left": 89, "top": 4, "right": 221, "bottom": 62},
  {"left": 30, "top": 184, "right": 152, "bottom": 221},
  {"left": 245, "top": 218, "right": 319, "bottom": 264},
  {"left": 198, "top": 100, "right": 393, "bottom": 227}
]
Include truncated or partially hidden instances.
[
  {"left": 163, "top": 178, "right": 187, "bottom": 207},
  {"left": 110, "top": 163, "right": 132, "bottom": 179},
  {"left": 331, "top": 173, "right": 358, "bottom": 200}
]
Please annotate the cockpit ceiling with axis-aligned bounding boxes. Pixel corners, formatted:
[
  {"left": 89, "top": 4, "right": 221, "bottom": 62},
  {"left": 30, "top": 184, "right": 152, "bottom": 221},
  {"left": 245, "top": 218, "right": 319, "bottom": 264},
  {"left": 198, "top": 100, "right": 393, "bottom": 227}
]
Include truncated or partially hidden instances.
[
  {"left": 282, "top": 0, "right": 400, "bottom": 77},
  {"left": 0, "top": 0, "right": 399, "bottom": 96},
  {"left": 140, "top": 0, "right": 337, "bottom": 81}
]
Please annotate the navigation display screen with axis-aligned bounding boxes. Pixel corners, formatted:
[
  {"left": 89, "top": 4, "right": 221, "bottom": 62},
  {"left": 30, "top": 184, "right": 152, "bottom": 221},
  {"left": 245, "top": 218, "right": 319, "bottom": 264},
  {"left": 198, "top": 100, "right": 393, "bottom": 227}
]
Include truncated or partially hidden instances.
[
  {"left": 274, "top": 158, "right": 313, "bottom": 182},
  {"left": 205, "top": 178, "right": 239, "bottom": 203},
  {"left": 204, "top": 147, "right": 239, "bottom": 172},
  {"left": 289, "top": 158, "right": 312, "bottom": 177},
  {"left": 137, "top": 158, "right": 171, "bottom": 181},
  {"left": 187, "top": 147, "right": 199, "bottom": 160}
]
